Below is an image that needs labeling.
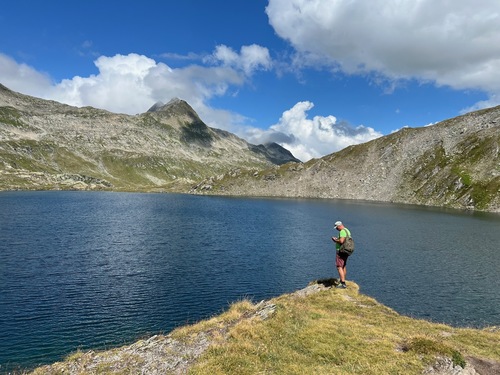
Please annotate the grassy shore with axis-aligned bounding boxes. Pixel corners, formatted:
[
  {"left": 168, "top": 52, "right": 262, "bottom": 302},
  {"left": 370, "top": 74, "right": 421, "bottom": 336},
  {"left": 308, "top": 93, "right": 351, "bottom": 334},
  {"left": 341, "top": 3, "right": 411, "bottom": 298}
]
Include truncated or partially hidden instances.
[{"left": 27, "top": 280, "right": 499, "bottom": 374}]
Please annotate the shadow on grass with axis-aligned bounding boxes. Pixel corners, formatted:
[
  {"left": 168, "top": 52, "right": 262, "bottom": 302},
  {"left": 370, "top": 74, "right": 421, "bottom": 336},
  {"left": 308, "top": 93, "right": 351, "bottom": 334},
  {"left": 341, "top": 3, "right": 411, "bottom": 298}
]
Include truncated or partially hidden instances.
[{"left": 310, "top": 278, "right": 340, "bottom": 288}]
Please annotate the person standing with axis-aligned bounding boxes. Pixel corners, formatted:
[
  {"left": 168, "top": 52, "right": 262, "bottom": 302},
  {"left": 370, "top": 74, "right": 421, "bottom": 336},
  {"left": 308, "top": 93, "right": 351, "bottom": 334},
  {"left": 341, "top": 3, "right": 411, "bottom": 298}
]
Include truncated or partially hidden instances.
[{"left": 331, "top": 220, "right": 351, "bottom": 289}]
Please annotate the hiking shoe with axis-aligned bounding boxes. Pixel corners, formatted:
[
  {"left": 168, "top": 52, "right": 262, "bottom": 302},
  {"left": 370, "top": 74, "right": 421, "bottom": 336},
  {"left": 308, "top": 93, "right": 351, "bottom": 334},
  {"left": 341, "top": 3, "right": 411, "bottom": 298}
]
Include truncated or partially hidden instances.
[{"left": 336, "top": 283, "right": 347, "bottom": 289}]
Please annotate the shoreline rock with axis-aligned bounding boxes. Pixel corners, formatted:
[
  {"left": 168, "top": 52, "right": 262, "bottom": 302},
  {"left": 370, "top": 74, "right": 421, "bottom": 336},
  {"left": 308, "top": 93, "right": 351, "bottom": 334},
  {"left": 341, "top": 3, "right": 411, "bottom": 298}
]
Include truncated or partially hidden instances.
[{"left": 25, "top": 280, "right": 500, "bottom": 375}]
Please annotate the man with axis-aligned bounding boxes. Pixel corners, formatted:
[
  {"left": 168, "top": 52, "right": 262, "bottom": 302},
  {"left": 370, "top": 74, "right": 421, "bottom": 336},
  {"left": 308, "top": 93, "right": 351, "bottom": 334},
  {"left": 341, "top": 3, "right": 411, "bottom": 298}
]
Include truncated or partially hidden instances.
[{"left": 331, "top": 220, "right": 351, "bottom": 289}]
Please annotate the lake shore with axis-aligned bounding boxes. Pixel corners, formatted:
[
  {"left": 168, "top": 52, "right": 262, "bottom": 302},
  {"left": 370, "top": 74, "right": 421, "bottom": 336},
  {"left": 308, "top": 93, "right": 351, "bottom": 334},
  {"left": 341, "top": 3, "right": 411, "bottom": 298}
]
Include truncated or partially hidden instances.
[{"left": 25, "top": 279, "right": 500, "bottom": 375}]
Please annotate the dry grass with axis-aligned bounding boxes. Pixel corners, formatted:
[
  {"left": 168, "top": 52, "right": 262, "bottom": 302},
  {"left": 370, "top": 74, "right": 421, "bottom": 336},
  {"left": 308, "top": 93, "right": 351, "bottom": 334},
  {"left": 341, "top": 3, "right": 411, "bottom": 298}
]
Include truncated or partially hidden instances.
[
  {"left": 188, "top": 281, "right": 499, "bottom": 375},
  {"left": 26, "top": 280, "right": 500, "bottom": 374}
]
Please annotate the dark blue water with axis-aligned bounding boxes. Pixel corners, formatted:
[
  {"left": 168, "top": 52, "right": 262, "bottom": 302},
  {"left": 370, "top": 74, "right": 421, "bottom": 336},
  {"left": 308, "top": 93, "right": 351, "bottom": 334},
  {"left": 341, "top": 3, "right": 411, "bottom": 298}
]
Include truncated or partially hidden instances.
[{"left": 1, "top": 192, "right": 499, "bottom": 373}]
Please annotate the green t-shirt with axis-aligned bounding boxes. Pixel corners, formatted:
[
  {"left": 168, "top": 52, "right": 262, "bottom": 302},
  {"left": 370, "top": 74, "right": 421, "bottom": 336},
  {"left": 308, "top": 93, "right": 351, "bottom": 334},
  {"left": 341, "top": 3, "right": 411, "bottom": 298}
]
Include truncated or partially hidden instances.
[{"left": 336, "top": 228, "right": 351, "bottom": 251}]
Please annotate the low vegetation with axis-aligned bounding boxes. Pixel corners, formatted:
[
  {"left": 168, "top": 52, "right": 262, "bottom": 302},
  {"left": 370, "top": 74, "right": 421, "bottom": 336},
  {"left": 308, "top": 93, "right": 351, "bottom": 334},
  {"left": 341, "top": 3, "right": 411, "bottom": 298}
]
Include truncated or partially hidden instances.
[{"left": 27, "top": 281, "right": 500, "bottom": 374}]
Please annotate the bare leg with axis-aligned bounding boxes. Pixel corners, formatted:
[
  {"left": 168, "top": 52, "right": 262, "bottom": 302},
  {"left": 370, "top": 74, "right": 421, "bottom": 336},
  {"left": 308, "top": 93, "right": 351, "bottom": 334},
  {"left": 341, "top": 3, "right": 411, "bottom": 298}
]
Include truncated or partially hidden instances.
[{"left": 337, "top": 266, "right": 346, "bottom": 283}]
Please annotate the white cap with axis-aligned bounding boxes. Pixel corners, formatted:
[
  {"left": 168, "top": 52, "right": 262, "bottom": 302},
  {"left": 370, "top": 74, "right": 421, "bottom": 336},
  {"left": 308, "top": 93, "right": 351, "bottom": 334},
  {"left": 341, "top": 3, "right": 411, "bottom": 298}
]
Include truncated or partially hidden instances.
[{"left": 334, "top": 221, "right": 342, "bottom": 228}]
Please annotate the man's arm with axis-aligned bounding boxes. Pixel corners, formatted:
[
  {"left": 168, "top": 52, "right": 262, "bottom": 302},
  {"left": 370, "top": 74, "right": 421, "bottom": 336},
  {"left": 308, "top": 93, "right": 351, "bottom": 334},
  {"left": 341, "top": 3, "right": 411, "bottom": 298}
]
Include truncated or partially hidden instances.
[
  {"left": 337, "top": 229, "right": 346, "bottom": 244},
  {"left": 332, "top": 235, "right": 345, "bottom": 244}
]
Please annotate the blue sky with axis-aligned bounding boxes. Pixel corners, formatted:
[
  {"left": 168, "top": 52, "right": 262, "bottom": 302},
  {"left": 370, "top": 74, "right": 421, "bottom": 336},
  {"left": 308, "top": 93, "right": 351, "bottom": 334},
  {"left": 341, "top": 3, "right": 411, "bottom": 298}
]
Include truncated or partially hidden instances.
[{"left": 1, "top": 0, "right": 499, "bottom": 161}]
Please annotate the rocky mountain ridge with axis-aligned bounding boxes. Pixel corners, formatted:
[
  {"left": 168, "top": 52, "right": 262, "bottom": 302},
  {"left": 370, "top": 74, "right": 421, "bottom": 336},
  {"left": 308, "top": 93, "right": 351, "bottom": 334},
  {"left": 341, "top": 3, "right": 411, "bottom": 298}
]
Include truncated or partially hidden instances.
[
  {"left": 2, "top": 83, "right": 499, "bottom": 212},
  {"left": 192, "top": 105, "right": 500, "bottom": 212},
  {"left": 0, "top": 84, "right": 299, "bottom": 191}
]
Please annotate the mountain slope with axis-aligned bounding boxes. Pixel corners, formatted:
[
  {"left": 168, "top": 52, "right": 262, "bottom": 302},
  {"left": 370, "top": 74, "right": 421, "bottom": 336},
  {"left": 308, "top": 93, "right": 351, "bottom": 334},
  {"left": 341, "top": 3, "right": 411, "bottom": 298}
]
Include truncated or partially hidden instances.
[
  {"left": 192, "top": 106, "right": 500, "bottom": 212},
  {"left": 0, "top": 84, "right": 299, "bottom": 191}
]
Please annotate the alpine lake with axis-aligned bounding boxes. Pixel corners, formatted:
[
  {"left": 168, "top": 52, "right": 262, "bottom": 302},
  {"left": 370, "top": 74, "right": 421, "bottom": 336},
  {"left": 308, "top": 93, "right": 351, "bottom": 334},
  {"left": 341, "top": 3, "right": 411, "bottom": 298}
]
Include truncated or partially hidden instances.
[{"left": 1, "top": 191, "right": 499, "bottom": 373}]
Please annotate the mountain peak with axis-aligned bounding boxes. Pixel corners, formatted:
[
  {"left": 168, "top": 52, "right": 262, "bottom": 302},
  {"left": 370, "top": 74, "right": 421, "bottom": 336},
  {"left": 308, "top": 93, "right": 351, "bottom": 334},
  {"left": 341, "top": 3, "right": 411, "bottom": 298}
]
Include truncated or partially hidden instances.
[
  {"left": 166, "top": 97, "right": 183, "bottom": 106},
  {"left": 146, "top": 98, "right": 200, "bottom": 121}
]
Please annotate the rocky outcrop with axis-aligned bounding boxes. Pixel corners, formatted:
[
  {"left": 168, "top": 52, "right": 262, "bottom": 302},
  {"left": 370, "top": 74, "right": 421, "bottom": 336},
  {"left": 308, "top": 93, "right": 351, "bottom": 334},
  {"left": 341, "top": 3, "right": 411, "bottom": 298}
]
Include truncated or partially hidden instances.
[
  {"left": 26, "top": 280, "right": 500, "bottom": 375},
  {"left": 27, "top": 299, "right": 279, "bottom": 375}
]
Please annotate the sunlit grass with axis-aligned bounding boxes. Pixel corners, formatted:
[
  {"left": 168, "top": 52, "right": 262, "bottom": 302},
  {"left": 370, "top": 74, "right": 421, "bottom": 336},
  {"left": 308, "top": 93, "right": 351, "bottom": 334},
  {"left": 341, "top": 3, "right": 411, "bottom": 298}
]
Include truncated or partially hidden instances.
[
  {"left": 188, "top": 281, "right": 499, "bottom": 375},
  {"left": 27, "top": 281, "right": 500, "bottom": 374}
]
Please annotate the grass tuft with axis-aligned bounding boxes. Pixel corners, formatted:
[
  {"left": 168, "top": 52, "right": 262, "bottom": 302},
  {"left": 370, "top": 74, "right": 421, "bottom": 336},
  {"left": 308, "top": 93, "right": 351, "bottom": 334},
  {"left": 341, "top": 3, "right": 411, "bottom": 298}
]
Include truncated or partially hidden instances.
[{"left": 402, "top": 337, "right": 466, "bottom": 368}]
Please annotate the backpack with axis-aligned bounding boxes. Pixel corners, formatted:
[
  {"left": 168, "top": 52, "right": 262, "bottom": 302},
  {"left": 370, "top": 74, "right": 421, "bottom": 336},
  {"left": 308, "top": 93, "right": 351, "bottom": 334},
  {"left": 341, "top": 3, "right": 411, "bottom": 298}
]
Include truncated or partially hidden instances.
[{"left": 340, "top": 228, "right": 355, "bottom": 255}]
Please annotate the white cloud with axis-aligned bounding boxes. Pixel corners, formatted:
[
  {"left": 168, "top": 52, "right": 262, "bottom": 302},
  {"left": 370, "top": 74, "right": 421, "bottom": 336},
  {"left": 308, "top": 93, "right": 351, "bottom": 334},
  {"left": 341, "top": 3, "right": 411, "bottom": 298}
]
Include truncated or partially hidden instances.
[
  {"left": 460, "top": 93, "right": 500, "bottom": 114},
  {"left": 0, "top": 53, "right": 53, "bottom": 97},
  {"left": 207, "top": 44, "right": 272, "bottom": 76},
  {"left": 1, "top": 45, "right": 271, "bottom": 115},
  {"left": 0, "top": 51, "right": 251, "bottom": 139},
  {"left": 1, "top": 52, "right": 249, "bottom": 117},
  {"left": 266, "top": 0, "right": 500, "bottom": 107},
  {"left": 0, "top": 47, "right": 378, "bottom": 162},
  {"left": 245, "top": 101, "right": 382, "bottom": 161},
  {"left": 49, "top": 54, "right": 158, "bottom": 114}
]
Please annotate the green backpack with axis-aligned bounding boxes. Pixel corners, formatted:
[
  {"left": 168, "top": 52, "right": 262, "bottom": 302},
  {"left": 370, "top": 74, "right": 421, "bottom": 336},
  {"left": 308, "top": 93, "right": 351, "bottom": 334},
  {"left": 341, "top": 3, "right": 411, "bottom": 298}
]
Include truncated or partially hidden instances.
[{"left": 340, "top": 228, "right": 355, "bottom": 255}]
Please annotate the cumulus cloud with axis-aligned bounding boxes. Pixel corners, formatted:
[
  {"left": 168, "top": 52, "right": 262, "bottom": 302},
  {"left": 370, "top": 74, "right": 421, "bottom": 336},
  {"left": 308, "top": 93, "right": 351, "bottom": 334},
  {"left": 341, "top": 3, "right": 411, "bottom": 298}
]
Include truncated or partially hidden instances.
[
  {"left": 1, "top": 44, "right": 271, "bottom": 117},
  {"left": 0, "top": 45, "right": 379, "bottom": 162},
  {"left": 45, "top": 53, "right": 251, "bottom": 116},
  {"left": 266, "top": 0, "right": 500, "bottom": 108},
  {"left": 208, "top": 44, "right": 273, "bottom": 76},
  {"left": 246, "top": 101, "right": 382, "bottom": 162},
  {"left": 0, "top": 53, "right": 53, "bottom": 97},
  {"left": 0, "top": 51, "right": 255, "bottom": 142},
  {"left": 49, "top": 54, "right": 159, "bottom": 114}
]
